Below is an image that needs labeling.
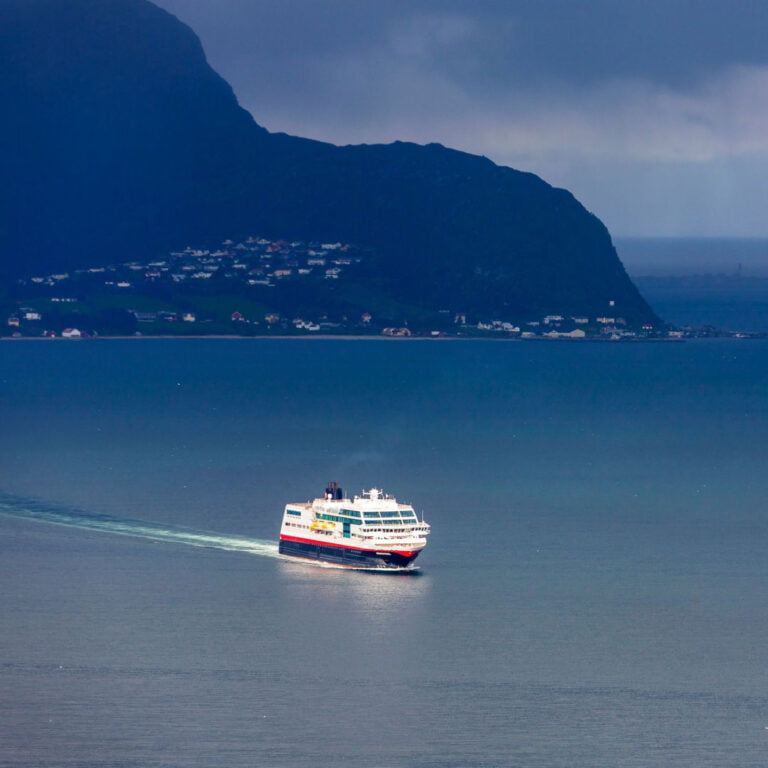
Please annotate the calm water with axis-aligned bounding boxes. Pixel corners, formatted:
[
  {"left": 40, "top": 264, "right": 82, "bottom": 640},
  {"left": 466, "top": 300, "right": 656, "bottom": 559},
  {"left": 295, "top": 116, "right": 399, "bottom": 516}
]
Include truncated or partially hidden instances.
[
  {"left": 619, "top": 237, "right": 768, "bottom": 332},
  {"left": 633, "top": 275, "right": 768, "bottom": 332},
  {"left": 2, "top": 338, "right": 768, "bottom": 767}
]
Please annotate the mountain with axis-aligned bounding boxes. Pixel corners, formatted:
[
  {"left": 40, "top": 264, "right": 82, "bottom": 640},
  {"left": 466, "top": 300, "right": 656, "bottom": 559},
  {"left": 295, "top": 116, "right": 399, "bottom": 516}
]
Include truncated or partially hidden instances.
[{"left": 0, "top": 0, "right": 657, "bottom": 323}]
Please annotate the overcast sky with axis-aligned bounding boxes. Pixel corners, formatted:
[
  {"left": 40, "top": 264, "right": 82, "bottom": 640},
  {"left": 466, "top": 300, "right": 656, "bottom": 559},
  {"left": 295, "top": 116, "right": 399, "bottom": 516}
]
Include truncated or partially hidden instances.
[{"left": 154, "top": 0, "right": 768, "bottom": 238}]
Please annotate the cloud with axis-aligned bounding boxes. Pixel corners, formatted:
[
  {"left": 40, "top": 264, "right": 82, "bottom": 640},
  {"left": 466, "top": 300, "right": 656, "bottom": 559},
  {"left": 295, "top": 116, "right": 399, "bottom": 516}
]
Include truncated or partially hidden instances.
[
  {"left": 465, "top": 65, "right": 768, "bottom": 164},
  {"left": 235, "top": 48, "right": 768, "bottom": 167},
  {"left": 153, "top": 0, "right": 768, "bottom": 235}
]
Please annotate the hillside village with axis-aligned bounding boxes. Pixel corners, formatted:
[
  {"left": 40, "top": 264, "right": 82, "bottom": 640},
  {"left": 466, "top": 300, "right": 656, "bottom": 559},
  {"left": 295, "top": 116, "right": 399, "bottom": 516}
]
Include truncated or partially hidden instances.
[
  {"left": 19, "top": 235, "right": 367, "bottom": 291},
  {"left": 1, "top": 234, "right": 733, "bottom": 340}
]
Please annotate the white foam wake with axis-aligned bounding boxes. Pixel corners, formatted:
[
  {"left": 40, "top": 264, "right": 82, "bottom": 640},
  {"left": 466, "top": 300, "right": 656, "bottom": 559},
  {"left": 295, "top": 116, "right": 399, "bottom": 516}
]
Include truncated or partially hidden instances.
[{"left": 0, "top": 493, "right": 280, "bottom": 558}]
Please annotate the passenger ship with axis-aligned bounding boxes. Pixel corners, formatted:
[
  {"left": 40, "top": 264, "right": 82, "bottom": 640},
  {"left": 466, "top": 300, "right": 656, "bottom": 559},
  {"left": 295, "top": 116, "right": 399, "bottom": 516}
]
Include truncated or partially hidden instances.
[{"left": 278, "top": 482, "right": 430, "bottom": 569}]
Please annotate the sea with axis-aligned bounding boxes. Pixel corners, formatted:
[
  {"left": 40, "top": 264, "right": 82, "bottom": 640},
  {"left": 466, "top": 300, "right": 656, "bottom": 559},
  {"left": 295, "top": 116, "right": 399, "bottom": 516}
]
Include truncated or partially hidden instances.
[
  {"left": 619, "top": 237, "right": 768, "bottom": 332},
  {"left": 2, "top": 242, "right": 768, "bottom": 768}
]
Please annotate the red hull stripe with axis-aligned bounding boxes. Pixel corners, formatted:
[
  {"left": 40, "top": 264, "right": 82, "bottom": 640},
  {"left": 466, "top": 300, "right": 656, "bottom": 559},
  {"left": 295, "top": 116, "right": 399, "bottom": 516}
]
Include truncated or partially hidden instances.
[{"left": 279, "top": 534, "right": 417, "bottom": 557}]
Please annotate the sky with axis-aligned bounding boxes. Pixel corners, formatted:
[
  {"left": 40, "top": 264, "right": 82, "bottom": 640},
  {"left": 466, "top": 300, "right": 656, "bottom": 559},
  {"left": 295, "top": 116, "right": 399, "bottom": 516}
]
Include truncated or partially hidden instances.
[{"left": 154, "top": 0, "right": 768, "bottom": 239}]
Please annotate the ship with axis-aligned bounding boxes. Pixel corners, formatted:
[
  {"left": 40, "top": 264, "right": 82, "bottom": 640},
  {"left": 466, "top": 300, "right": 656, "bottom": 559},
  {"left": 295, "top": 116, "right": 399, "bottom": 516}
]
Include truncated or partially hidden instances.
[{"left": 278, "top": 482, "right": 430, "bottom": 569}]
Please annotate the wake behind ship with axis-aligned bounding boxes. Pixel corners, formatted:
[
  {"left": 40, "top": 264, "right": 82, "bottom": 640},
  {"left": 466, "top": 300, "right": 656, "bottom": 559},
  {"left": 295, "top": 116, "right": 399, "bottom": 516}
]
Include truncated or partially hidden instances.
[{"left": 278, "top": 483, "right": 430, "bottom": 569}]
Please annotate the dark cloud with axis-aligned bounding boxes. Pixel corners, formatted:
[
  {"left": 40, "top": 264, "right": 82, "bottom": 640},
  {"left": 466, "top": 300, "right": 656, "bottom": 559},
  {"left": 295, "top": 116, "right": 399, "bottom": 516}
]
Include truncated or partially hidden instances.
[
  {"left": 157, "top": 0, "right": 768, "bottom": 90},
  {"left": 153, "top": 0, "right": 768, "bottom": 236}
]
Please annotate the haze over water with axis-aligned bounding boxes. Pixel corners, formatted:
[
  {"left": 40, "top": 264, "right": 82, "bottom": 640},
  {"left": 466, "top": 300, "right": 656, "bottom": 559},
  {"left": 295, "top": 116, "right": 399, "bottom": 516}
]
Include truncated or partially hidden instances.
[
  {"left": 2, "top": 335, "right": 768, "bottom": 767},
  {"left": 620, "top": 238, "right": 768, "bottom": 332}
]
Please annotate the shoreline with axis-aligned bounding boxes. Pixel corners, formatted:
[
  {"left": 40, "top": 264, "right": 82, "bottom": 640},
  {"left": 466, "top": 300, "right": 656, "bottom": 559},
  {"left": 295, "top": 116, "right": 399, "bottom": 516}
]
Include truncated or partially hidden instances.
[
  {"left": 1, "top": 334, "right": 518, "bottom": 342},
  {"left": 0, "top": 333, "right": 694, "bottom": 343}
]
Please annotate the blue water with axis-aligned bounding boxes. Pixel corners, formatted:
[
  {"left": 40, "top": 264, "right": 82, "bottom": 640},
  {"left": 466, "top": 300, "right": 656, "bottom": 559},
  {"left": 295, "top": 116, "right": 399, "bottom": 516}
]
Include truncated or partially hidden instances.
[
  {"left": 633, "top": 275, "right": 768, "bottom": 332},
  {"left": 2, "top": 338, "right": 768, "bottom": 767},
  {"left": 619, "top": 237, "right": 768, "bottom": 332}
]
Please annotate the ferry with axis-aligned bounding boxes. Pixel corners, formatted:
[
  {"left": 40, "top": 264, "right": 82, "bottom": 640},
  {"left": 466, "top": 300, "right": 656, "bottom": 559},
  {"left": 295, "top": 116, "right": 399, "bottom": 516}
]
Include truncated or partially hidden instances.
[{"left": 278, "top": 482, "right": 430, "bottom": 569}]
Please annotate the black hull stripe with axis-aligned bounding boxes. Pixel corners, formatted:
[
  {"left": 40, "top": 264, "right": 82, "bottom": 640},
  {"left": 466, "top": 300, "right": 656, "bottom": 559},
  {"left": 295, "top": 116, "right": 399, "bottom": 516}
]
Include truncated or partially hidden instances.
[{"left": 278, "top": 538, "right": 421, "bottom": 568}]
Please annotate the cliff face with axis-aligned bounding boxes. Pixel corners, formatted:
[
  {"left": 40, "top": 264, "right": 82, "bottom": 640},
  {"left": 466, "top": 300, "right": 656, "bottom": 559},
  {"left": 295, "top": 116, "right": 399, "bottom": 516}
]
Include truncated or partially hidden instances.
[
  {"left": 0, "top": 0, "right": 265, "bottom": 273},
  {"left": 0, "top": 0, "right": 656, "bottom": 322}
]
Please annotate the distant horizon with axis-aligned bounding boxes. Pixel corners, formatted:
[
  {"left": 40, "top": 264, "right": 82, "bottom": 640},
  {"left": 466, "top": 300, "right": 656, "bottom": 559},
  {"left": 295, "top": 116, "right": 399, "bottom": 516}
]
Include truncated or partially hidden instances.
[{"left": 616, "top": 236, "right": 768, "bottom": 277}]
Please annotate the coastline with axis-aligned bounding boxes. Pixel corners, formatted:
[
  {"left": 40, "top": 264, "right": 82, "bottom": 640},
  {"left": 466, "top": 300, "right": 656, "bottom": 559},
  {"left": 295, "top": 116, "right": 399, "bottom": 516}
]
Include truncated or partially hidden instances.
[
  {"left": 1, "top": 334, "right": 514, "bottom": 342},
  {"left": 0, "top": 333, "right": 689, "bottom": 343}
]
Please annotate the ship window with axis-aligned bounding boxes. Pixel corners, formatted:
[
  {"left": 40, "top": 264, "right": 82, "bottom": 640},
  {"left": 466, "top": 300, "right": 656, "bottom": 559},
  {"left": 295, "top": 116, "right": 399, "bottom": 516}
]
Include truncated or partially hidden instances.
[
  {"left": 381, "top": 512, "right": 398, "bottom": 518},
  {"left": 341, "top": 509, "right": 361, "bottom": 518},
  {"left": 317, "top": 512, "right": 362, "bottom": 525},
  {"left": 287, "top": 510, "right": 302, "bottom": 516},
  {"left": 364, "top": 512, "right": 380, "bottom": 518}
]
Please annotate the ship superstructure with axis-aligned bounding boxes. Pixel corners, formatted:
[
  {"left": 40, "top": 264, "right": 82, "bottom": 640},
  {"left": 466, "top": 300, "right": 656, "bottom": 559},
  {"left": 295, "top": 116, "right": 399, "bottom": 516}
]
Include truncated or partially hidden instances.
[{"left": 278, "top": 482, "right": 430, "bottom": 569}]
